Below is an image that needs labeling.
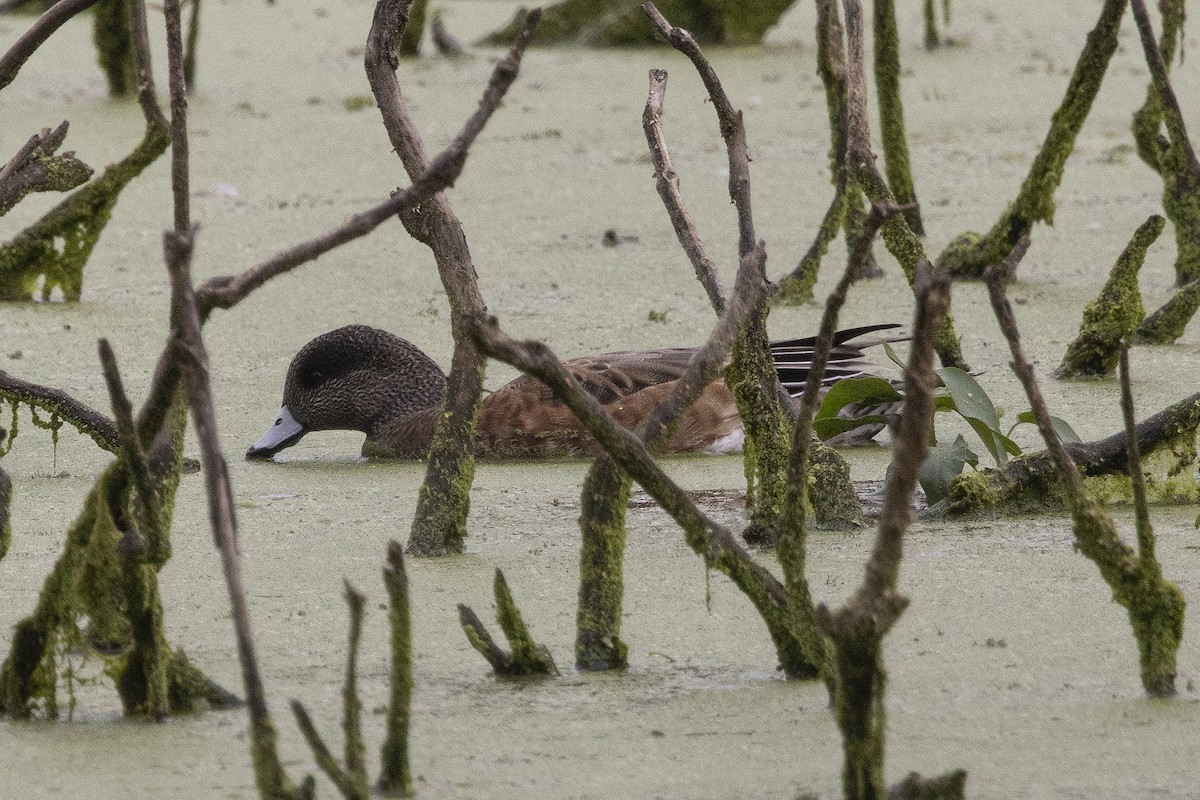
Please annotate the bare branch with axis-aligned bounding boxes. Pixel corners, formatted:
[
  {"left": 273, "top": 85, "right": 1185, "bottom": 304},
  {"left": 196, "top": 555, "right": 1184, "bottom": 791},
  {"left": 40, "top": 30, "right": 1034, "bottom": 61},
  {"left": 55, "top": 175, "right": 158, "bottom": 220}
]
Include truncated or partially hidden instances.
[
  {"left": 643, "top": 2, "right": 755, "bottom": 257},
  {"left": 164, "top": 0, "right": 190, "bottom": 233},
  {"left": 466, "top": 314, "right": 819, "bottom": 674},
  {"left": 1118, "top": 343, "right": 1155, "bottom": 561},
  {"left": 98, "top": 338, "right": 166, "bottom": 558},
  {"left": 641, "top": 68, "right": 725, "bottom": 314},
  {"left": 0, "top": 0, "right": 103, "bottom": 91},
  {"left": 127, "top": 0, "right": 169, "bottom": 131},
  {"left": 167, "top": 228, "right": 309, "bottom": 798}
]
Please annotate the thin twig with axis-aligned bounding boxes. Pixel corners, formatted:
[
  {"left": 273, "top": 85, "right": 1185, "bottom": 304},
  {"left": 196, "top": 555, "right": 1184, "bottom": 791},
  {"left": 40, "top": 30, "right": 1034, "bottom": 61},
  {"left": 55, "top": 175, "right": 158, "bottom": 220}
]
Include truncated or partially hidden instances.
[
  {"left": 196, "top": 144, "right": 481, "bottom": 313},
  {"left": 0, "top": 0, "right": 103, "bottom": 91},
  {"left": 643, "top": 2, "right": 755, "bottom": 257},
  {"left": 198, "top": 7, "right": 537, "bottom": 317},
  {"left": 1118, "top": 342, "right": 1155, "bottom": 561},
  {"left": 466, "top": 315, "right": 802, "bottom": 656},
  {"left": 640, "top": 244, "right": 768, "bottom": 446},
  {"left": 97, "top": 338, "right": 162, "bottom": 551},
  {"left": 291, "top": 701, "right": 355, "bottom": 797},
  {"left": 642, "top": 68, "right": 725, "bottom": 314},
  {"left": 164, "top": 0, "right": 190, "bottom": 232},
  {"left": 127, "top": 0, "right": 169, "bottom": 131}
]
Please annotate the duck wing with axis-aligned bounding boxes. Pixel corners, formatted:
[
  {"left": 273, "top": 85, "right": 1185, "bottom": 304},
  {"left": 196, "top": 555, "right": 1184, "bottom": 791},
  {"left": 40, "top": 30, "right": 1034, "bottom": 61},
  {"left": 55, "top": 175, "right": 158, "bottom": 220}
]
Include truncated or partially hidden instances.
[
  {"left": 495, "top": 347, "right": 699, "bottom": 406},
  {"left": 771, "top": 323, "right": 906, "bottom": 397}
]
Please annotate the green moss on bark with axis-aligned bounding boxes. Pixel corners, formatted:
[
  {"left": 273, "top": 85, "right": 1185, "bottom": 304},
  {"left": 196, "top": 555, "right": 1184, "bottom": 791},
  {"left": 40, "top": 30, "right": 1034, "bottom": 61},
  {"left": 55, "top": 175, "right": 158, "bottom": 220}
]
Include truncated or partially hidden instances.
[
  {"left": 575, "top": 457, "right": 631, "bottom": 671},
  {"left": 406, "top": 348, "right": 484, "bottom": 557},
  {"left": 398, "top": 0, "right": 426, "bottom": 56},
  {"left": 1136, "top": 275, "right": 1200, "bottom": 344},
  {"left": 0, "top": 389, "right": 231, "bottom": 718},
  {"left": 873, "top": 0, "right": 923, "bottom": 235},
  {"left": 810, "top": 441, "right": 864, "bottom": 527},
  {"left": 93, "top": 0, "right": 135, "bottom": 96},
  {"left": 1057, "top": 215, "right": 1161, "bottom": 378},
  {"left": 726, "top": 317, "right": 796, "bottom": 546},
  {"left": 935, "top": 0, "right": 1127, "bottom": 279},
  {"left": 0, "top": 121, "right": 170, "bottom": 301}
]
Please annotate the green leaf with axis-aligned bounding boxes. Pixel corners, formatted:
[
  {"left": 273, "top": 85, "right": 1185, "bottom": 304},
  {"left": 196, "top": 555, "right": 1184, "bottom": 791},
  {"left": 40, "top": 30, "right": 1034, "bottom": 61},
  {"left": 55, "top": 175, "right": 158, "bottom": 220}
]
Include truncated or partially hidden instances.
[
  {"left": 1014, "top": 411, "right": 1083, "bottom": 444},
  {"left": 815, "top": 376, "right": 903, "bottom": 421},
  {"left": 936, "top": 367, "right": 1015, "bottom": 466},
  {"left": 814, "top": 414, "right": 892, "bottom": 440},
  {"left": 934, "top": 393, "right": 956, "bottom": 413},
  {"left": 882, "top": 341, "right": 907, "bottom": 370},
  {"left": 919, "top": 434, "right": 978, "bottom": 505}
]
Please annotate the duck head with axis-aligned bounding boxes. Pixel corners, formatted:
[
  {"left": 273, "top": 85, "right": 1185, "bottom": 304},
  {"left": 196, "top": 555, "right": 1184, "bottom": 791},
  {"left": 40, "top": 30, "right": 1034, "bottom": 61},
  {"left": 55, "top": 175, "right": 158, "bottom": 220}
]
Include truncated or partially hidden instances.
[{"left": 246, "top": 325, "right": 446, "bottom": 459}]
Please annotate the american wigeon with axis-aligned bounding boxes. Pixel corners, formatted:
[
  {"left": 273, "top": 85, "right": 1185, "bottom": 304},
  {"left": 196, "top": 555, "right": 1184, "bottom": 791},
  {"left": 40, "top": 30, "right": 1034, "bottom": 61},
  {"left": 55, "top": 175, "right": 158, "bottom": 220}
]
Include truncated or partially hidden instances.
[{"left": 245, "top": 323, "right": 901, "bottom": 460}]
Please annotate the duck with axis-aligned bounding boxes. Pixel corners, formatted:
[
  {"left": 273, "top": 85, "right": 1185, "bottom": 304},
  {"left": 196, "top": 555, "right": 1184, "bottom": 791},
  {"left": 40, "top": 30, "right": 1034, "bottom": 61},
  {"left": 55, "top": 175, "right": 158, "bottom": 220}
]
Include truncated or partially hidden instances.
[{"left": 245, "top": 323, "right": 902, "bottom": 460}]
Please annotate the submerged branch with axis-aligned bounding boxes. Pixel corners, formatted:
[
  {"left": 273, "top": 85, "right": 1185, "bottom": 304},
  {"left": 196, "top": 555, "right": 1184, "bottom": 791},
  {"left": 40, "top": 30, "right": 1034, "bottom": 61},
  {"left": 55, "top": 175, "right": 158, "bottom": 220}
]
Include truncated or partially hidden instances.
[{"left": 0, "top": 368, "right": 118, "bottom": 452}]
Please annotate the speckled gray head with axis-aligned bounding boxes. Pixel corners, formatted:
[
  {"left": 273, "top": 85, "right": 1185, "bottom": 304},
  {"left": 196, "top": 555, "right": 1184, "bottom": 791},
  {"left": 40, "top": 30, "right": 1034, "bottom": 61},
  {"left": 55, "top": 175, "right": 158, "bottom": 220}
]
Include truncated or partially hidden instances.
[{"left": 245, "top": 325, "right": 447, "bottom": 459}]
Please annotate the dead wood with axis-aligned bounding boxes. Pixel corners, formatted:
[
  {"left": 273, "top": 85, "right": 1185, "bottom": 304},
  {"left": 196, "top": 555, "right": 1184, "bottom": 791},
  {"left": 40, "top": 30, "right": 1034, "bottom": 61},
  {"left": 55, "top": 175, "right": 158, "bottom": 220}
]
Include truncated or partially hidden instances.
[
  {"left": 0, "top": 368, "right": 119, "bottom": 452},
  {"left": 458, "top": 569, "right": 559, "bottom": 678},
  {"left": 985, "top": 241, "right": 1185, "bottom": 697},
  {"left": 468, "top": 311, "right": 820, "bottom": 677},
  {"left": 816, "top": 251, "right": 951, "bottom": 800},
  {"left": 365, "top": 0, "right": 540, "bottom": 557},
  {"left": 0, "top": 0, "right": 102, "bottom": 91},
  {"left": 0, "top": 123, "right": 92, "bottom": 216},
  {"left": 839, "top": 0, "right": 966, "bottom": 370}
]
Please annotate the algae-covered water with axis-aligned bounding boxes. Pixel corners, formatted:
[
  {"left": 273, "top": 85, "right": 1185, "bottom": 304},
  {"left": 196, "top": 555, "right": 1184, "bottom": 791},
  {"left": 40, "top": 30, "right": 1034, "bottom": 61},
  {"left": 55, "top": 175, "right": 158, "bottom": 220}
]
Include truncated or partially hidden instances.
[{"left": 2, "top": 1, "right": 1200, "bottom": 797}]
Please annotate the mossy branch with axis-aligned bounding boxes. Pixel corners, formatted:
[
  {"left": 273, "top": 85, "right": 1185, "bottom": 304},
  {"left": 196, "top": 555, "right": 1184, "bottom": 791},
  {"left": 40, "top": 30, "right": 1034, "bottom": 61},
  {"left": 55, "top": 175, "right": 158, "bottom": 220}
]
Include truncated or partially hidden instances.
[
  {"left": 985, "top": 244, "right": 1186, "bottom": 697},
  {"left": 467, "top": 312, "right": 820, "bottom": 678},
  {"left": 935, "top": 0, "right": 1127, "bottom": 279},
  {"left": 480, "top": 0, "right": 793, "bottom": 47},
  {"left": 0, "top": 122, "right": 93, "bottom": 216},
  {"left": 0, "top": 368, "right": 119, "bottom": 453},
  {"left": 1, "top": 0, "right": 168, "bottom": 301},
  {"left": 1056, "top": 215, "right": 1161, "bottom": 378},
  {"left": 1129, "top": 0, "right": 1200, "bottom": 289},
  {"left": 645, "top": 2, "right": 838, "bottom": 541},
  {"left": 1136, "top": 272, "right": 1200, "bottom": 343},
  {"left": 1130, "top": 0, "right": 1187, "bottom": 174},
  {"left": 872, "top": 0, "right": 924, "bottom": 235},
  {"left": 290, "top": 582, "right": 371, "bottom": 800},
  {"left": 377, "top": 541, "right": 414, "bottom": 797},
  {"left": 776, "top": 0, "right": 878, "bottom": 305},
  {"left": 888, "top": 770, "right": 968, "bottom": 800},
  {"left": 839, "top": 0, "right": 966, "bottom": 369},
  {"left": 943, "top": 389, "right": 1200, "bottom": 516},
  {"left": 458, "top": 569, "right": 558, "bottom": 678},
  {"left": 365, "top": 0, "right": 540, "bottom": 556}
]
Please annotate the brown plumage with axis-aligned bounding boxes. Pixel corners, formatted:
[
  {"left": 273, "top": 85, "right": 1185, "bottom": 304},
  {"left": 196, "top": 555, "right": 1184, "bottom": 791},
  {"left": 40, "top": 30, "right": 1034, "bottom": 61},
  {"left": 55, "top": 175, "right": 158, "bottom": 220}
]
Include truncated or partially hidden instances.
[{"left": 245, "top": 324, "right": 901, "bottom": 460}]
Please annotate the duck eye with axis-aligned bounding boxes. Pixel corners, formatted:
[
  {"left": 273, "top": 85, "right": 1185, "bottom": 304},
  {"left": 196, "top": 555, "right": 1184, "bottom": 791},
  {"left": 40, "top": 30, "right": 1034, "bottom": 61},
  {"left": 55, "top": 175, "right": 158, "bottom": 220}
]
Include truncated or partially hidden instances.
[{"left": 300, "top": 368, "right": 325, "bottom": 388}]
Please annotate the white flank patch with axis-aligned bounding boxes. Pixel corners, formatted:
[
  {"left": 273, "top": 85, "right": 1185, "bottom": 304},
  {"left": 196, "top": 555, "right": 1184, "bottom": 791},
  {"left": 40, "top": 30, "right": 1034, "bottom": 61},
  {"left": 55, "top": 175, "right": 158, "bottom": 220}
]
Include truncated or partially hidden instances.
[{"left": 704, "top": 426, "right": 745, "bottom": 455}]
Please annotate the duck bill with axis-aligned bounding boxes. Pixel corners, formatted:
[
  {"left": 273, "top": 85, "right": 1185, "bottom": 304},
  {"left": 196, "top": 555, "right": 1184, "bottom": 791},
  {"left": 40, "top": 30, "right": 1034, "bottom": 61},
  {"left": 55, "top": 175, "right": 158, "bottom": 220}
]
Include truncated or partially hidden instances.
[{"left": 246, "top": 406, "right": 307, "bottom": 459}]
